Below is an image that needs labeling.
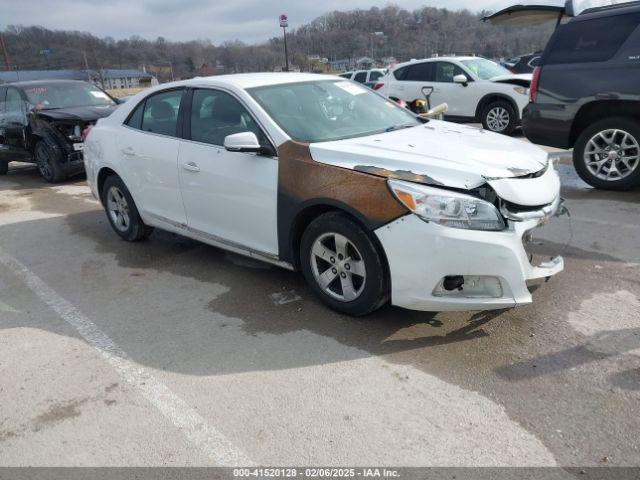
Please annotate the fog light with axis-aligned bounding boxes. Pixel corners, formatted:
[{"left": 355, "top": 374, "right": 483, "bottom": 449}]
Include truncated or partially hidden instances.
[{"left": 433, "top": 276, "right": 503, "bottom": 299}]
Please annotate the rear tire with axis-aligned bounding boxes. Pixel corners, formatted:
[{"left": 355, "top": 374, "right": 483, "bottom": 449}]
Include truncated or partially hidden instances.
[
  {"left": 101, "top": 175, "right": 153, "bottom": 242},
  {"left": 34, "top": 140, "right": 65, "bottom": 183},
  {"left": 0, "top": 161, "right": 8, "bottom": 175},
  {"left": 482, "top": 100, "right": 517, "bottom": 135},
  {"left": 573, "top": 117, "right": 640, "bottom": 190},
  {"left": 300, "top": 212, "right": 389, "bottom": 316}
]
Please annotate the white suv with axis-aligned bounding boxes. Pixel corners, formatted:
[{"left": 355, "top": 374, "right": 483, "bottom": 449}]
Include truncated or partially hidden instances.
[{"left": 378, "top": 57, "right": 532, "bottom": 135}]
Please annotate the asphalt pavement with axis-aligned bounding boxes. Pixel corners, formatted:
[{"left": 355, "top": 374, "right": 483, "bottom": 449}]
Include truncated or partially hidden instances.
[{"left": 0, "top": 139, "right": 639, "bottom": 468}]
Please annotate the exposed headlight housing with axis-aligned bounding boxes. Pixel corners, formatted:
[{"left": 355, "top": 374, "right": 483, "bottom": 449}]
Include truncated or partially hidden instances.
[
  {"left": 388, "top": 179, "right": 506, "bottom": 231},
  {"left": 513, "top": 86, "right": 529, "bottom": 96}
]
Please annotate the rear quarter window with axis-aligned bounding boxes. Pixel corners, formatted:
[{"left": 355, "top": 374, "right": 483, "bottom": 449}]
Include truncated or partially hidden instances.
[
  {"left": 545, "top": 13, "right": 640, "bottom": 64},
  {"left": 393, "top": 66, "right": 409, "bottom": 80},
  {"left": 369, "top": 71, "right": 384, "bottom": 82}
]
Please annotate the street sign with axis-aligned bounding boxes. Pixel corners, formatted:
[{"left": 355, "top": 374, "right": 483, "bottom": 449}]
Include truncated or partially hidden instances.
[
  {"left": 39, "top": 48, "right": 52, "bottom": 56},
  {"left": 279, "top": 14, "right": 288, "bottom": 28}
]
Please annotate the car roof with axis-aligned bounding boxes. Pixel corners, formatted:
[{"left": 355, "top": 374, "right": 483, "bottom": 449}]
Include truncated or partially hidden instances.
[
  {"left": 2, "top": 79, "right": 93, "bottom": 88},
  {"left": 577, "top": 0, "right": 640, "bottom": 18},
  {"left": 183, "top": 72, "right": 337, "bottom": 90},
  {"left": 391, "top": 56, "right": 479, "bottom": 70}
]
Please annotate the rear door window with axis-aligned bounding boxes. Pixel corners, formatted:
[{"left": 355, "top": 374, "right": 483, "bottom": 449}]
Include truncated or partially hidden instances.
[
  {"left": 545, "top": 13, "right": 640, "bottom": 64},
  {"left": 406, "top": 62, "right": 435, "bottom": 81},
  {"left": 139, "top": 89, "right": 184, "bottom": 137}
]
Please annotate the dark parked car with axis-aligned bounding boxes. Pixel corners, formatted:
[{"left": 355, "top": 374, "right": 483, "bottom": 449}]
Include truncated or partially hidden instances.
[
  {"left": 0, "top": 80, "right": 119, "bottom": 182},
  {"left": 486, "top": 1, "right": 640, "bottom": 190},
  {"left": 501, "top": 52, "right": 542, "bottom": 74}
]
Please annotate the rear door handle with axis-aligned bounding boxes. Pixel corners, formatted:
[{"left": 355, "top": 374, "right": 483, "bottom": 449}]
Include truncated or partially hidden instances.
[
  {"left": 183, "top": 162, "right": 200, "bottom": 173},
  {"left": 122, "top": 147, "right": 135, "bottom": 156}
]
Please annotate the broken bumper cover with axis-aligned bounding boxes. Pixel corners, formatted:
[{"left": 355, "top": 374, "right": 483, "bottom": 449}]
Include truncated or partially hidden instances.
[
  {"left": 375, "top": 210, "right": 565, "bottom": 312},
  {"left": 63, "top": 151, "right": 85, "bottom": 175}
]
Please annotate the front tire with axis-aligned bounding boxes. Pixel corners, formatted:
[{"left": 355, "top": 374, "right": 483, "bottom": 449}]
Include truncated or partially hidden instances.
[
  {"left": 482, "top": 100, "right": 517, "bottom": 135},
  {"left": 573, "top": 117, "right": 640, "bottom": 190},
  {"left": 300, "top": 212, "right": 389, "bottom": 316},
  {"left": 34, "top": 140, "right": 65, "bottom": 183},
  {"left": 101, "top": 175, "right": 153, "bottom": 242}
]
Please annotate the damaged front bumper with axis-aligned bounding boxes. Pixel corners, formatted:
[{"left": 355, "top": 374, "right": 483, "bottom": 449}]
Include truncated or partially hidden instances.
[{"left": 375, "top": 198, "right": 567, "bottom": 312}]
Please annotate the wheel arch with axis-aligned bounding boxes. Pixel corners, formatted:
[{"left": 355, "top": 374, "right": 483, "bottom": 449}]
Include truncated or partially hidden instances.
[
  {"left": 286, "top": 199, "right": 392, "bottom": 279},
  {"left": 30, "top": 129, "right": 63, "bottom": 155},
  {"left": 97, "top": 166, "right": 122, "bottom": 205},
  {"left": 475, "top": 94, "right": 519, "bottom": 122},
  {"left": 570, "top": 100, "right": 640, "bottom": 148}
]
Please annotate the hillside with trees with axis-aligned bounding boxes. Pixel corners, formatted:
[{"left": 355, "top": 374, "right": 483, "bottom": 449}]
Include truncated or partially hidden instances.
[{"left": 0, "top": 5, "right": 554, "bottom": 81}]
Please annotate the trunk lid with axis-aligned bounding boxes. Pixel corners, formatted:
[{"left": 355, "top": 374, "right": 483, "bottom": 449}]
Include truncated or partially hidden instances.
[
  {"left": 482, "top": 4, "right": 567, "bottom": 27},
  {"left": 482, "top": 1, "right": 634, "bottom": 26}
]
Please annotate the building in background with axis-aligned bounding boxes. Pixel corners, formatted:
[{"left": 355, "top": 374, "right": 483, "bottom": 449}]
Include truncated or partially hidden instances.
[
  {"left": 193, "top": 63, "right": 219, "bottom": 77},
  {"left": 328, "top": 58, "right": 353, "bottom": 72},
  {"left": 100, "top": 69, "right": 158, "bottom": 89}
]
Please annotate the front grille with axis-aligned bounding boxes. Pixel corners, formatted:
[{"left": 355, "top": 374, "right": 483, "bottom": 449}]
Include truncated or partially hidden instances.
[{"left": 501, "top": 199, "right": 549, "bottom": 213}]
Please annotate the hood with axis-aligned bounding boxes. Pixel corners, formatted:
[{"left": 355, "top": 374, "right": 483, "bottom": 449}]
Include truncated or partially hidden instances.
[
  {"left": 491, "top": 73, "right": 532, "bottom": 87},
  {"left": 308, "top": 121, "right": 549, "bottom": 193},
  {"left": 35, "top": 105, "right": 119, "bottom": 123}
]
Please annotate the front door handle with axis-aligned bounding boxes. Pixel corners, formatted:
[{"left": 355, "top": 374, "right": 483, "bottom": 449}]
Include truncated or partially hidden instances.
[
  {"left": 122, "top": 147, "right": 135, "bottom": 156},
  {"left": 183, "top": 162, "right": 200, "bottom": 173}
]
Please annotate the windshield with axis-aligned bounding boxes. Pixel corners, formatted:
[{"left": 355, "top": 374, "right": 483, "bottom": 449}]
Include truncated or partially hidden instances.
[
  {"left": 23, "top": 83, "right": 116, "bottom": 109},
  {"left": 461, "top": 58, "right": 512, "bottom": 80},
  {"left": 248, "top": 80, "right": 420, "bottom": 143}
]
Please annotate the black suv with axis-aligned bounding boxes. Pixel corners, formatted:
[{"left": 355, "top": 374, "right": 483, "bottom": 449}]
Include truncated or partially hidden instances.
[
  {"left": 0, "top": 80, "right": 119, "bottom": 182},
  {"left": 502, "top": 52, "right": 542, "bottom": 74},
  {"left": 486, "top": 1, "right": 640, "bottom": 190}
]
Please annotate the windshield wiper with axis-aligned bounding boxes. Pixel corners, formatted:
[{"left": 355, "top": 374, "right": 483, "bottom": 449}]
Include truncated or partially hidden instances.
[{"left": 385, "top": 123, "right": 416, "bottom": 133}]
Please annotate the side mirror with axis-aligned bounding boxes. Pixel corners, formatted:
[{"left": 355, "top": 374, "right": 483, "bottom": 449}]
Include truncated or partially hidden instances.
[
  {"left": 454, "top": 74, "right": 469, "bottom": 86},
  {"left": 224, "top": 132, "right": 261, "bottom": 153}
]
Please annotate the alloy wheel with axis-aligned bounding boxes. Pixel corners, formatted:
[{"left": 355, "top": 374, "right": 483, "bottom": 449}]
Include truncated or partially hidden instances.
[
  {"left": 486, "top": 107, "right": 510, "bottom": 132},
  {"left": 584, "top": 129, "right": 640, "bottom": 181},
  {"left": 106, "top": 186, "right": 131, "bottom": 232},
  {"left": 310, "top": 232, "right": 366, "bottom": 302}
]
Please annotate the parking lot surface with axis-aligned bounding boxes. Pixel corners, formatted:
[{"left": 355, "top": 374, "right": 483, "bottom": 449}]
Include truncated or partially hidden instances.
[{"left": 0, "top": 144, "right": 639, "bottom": 466}]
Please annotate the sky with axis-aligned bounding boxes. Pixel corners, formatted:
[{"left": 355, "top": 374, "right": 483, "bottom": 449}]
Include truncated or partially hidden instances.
[{"left": 1, "top": 0, "right": 565, "bottom": 44}]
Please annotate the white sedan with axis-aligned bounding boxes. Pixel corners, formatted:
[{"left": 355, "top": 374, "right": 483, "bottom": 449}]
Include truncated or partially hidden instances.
[{"left": 84, "top": 73, "right": 564, "bottom": 316}]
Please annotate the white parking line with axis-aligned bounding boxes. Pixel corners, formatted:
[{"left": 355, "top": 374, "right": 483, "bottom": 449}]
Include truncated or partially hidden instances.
[{"left": 0, "top": 249, "right": 253, "bottom": 466}]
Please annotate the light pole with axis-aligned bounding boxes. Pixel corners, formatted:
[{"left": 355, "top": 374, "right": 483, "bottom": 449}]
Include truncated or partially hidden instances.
[
  {"left": 280, "top": 14, "right": 289, "bottom": 72},
  {"left": 369, "top": 31, "right": 384, "bottom": 65}
]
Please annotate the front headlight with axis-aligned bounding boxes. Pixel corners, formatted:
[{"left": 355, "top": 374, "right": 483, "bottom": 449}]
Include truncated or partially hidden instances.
[
  {"left": 388, "top": 179, "right": 506, "bottom": 231},
  {"left": 513, "top": 86, "right": 529, "bottom": 96}
]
